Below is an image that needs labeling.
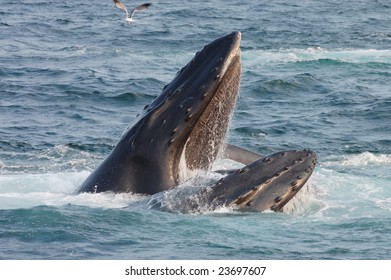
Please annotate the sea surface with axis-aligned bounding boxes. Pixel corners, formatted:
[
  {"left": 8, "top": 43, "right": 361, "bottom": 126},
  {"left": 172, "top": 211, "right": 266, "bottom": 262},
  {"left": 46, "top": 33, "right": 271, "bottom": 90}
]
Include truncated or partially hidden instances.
[{"left": 1, "top": 0, "right": 390, "bottom": 259}]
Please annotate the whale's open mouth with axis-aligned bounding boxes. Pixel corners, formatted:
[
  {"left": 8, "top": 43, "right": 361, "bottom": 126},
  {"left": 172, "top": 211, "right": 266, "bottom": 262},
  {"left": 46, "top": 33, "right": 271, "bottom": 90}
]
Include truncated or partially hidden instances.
[{"left": 77, "top": 31, "right": 317, "bottom": 214}]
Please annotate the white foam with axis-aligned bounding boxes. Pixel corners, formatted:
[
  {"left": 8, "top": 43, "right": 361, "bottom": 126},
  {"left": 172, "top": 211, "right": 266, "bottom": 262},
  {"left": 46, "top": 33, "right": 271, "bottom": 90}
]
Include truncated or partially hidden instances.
[
  {"left": 0, "top": 171, "right": 144, "bottom": 210},
  {"left": 322, "top": 152, "right": 391, "bottom": 174},
  {"left": 0, "top": 171, "right": 88, "bottom": 194},
  {"left": 0, "top": 191, "right": 142, "bottom": 210},
  {"left": 282, "top": 178, "right": 326, "bottom": 216},
  {"left": 147, "top": 170, "right": 225, "bottom": 214},
  {"left": 376, "top": 198, "right": 391, "bottom": 212},
  {"left": 309, "top": 165, "right": 391, "bottom": 219},
  {"left": 242, "top": 48, "right": 391, "bottom": 67},
  {"left": 2, "top": 153, "right": 388, "bottom": 217},
  {"left": 339, "top": 152, "right": 391, "bottom": 166}
]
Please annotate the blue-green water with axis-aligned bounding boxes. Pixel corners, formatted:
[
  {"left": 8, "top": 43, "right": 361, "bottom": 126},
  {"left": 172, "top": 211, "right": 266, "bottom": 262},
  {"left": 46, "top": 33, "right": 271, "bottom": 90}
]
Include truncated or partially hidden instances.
[{"left": 1, "top": 0, "right": 390, "bottom": 259}]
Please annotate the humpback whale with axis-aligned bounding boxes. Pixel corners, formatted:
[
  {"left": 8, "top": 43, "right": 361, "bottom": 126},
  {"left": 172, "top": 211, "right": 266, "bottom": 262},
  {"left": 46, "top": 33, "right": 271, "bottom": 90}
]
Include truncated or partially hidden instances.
[{"left": 77, "top": 31, "right": 317, "bottom": 212}]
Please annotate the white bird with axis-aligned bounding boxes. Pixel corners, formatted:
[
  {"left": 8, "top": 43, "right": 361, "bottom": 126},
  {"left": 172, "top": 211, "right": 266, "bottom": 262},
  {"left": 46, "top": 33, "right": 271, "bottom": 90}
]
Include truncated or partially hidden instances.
[{"left": 113, "top": 0, "right": 152, "bottom": 22}]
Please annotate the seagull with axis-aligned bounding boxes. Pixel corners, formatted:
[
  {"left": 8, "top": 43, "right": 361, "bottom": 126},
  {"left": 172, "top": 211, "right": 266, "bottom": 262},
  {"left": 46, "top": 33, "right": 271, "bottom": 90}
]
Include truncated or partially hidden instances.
[{"left": 113, "top": 0, "right": 152, "bottom": 22}]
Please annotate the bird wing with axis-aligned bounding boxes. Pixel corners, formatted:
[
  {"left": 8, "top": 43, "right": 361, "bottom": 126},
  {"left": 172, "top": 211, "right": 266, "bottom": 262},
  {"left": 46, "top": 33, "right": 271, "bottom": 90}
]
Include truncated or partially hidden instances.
[
  {"left": 113, "top": 0, "right": 129, "bottom": 18},
  {"left": 129, "top": 3, "right": 151, "bottom": 18}
]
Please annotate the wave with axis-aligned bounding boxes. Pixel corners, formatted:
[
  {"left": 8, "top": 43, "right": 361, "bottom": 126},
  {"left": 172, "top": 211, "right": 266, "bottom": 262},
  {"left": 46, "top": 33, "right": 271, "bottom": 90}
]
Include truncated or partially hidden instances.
[
  {"left": 339, "top": 152, "right": 391, "bottom": 166},
  {"left": 323, "top": 152, "right": 391, "bottom": 167},
  {"left": 0, "top": 144, "right": 105, "bottom": 174},
  {"left": 0, "top": 171, "right": 147, "bottom": 210},
  {"left": 242, "top": 48, "right": 391, "bottom": 67}
]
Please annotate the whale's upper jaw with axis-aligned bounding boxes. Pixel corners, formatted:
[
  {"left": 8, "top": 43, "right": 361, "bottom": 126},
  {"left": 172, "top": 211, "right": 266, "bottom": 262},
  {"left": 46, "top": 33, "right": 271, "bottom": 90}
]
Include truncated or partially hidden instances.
[
  {"left": 77, "top": 32, "right": 242, "bottom": 195},
  {"left": 125, "top": 31, "right": 242, "bottom": 186}
]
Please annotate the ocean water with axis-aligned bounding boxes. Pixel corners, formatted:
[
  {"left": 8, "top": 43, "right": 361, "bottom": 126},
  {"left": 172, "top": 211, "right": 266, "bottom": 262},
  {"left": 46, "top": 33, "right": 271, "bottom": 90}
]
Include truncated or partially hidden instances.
[{"left": 1, "top": 0, "right": 390, "bottom": 259}]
